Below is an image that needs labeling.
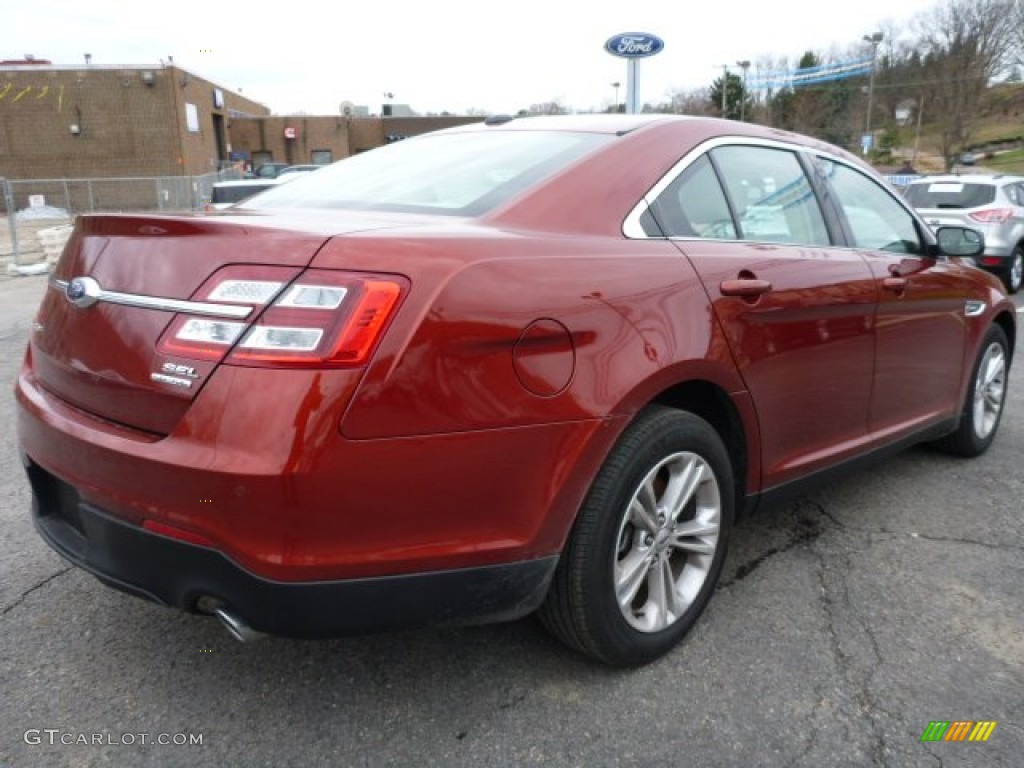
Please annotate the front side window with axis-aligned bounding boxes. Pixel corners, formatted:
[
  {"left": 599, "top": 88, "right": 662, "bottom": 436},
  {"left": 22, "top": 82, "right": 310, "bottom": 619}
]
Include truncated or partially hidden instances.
[
  {"left": 711, "top": 146, "right": 831, "bottom": 246},
  {"left": 818, "top": 159, "right": 923, "bottom": 254}
]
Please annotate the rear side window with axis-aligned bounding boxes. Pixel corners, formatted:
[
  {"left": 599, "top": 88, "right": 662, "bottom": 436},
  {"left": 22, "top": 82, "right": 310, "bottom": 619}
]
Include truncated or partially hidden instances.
[
  {"left": 711, "top": 146, "right": 831, "bottom": 246},
  {"left": 904, "top": 182, "right": 996, "bottom": 209},
  {"left": 647, "top": 155, "right": 737, "bottom": 239}
]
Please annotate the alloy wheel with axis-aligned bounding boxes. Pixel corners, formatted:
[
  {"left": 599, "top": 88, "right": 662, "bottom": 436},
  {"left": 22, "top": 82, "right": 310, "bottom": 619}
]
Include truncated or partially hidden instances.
[
  {"left": 613, "top": 451, "right": 721, "bottom": 633},
  {"left": 972, "top": 341, "right": 1007, "bottom": 440}
]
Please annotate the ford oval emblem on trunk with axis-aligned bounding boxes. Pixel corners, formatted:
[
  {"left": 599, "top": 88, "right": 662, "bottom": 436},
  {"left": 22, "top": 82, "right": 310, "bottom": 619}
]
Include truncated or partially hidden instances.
[
  {"left": 65, "top": 276, "right": 101, "bottom": 308},
  {"left": 605, "top": 33, "right": 665, "bottom": 59}
]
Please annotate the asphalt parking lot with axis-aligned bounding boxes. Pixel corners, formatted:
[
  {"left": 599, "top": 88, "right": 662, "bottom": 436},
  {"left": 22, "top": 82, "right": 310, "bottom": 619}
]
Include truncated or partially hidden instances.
[{"left": 1, "top": 273, "right": 1022, "bottom": 768}]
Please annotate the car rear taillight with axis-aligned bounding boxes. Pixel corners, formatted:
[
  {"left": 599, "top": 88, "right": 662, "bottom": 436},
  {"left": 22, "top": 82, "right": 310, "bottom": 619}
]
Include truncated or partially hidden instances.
[
  {"left": 968, "top": 208, "right": 1014, "bottom": 224},
  {"left": 157, "top": 265, "right": 301, "bottom": 362},
  {"left": 156, "top": 266, "right": 405, "bottom": 368},
  {"left": 228, "top": 274, "right": 402, "bottom": 367}
]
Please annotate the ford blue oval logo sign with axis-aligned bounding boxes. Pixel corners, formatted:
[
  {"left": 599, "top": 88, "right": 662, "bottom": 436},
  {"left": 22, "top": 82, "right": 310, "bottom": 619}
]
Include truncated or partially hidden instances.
[{"left": 605, "top": 33, "right": 664, "bottom": 59}]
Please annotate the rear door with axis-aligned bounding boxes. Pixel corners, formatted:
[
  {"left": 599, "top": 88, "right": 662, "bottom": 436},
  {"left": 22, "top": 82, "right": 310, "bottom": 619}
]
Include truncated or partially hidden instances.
[{"left": 644, "top": 142, "right": 878, "bottom": 489}]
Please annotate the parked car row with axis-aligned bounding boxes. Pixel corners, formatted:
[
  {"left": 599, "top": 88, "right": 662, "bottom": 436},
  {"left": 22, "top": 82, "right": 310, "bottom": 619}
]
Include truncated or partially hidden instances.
[
  {"left": 207, "top": 166, "right": 322, "bottom": 210},
  {"left": 247, "top": 163, "right": 323, "bottom": 180}
]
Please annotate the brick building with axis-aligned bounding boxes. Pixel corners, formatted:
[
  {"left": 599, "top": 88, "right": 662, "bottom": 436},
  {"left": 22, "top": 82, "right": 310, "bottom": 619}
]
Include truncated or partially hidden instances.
[
  {"left": 0, "top": 61, "right": 270, "bottom": 179},
  {"left": 227, "top": 114, "right": 482, "bottom": 169},
  {"left": 1, "top": 60, "right": 482, "bottom": 181}
]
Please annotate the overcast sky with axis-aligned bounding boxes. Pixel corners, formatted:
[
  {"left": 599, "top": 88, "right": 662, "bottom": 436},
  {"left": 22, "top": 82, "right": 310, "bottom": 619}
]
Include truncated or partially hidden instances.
[{"left": 9, "top": 0, "right": 943, "bottom": 116}]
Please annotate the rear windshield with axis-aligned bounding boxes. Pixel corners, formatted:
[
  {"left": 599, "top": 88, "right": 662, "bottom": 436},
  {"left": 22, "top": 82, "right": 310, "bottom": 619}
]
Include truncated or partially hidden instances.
[
  {"left": 244, "top": 130, "right": 612, "bottom": 216},
  {"left": 904, "top": 182, "right": 996, "bottom": 209},
  {"left": 211, "top": 184, "right": 275, "bottom": 204}
]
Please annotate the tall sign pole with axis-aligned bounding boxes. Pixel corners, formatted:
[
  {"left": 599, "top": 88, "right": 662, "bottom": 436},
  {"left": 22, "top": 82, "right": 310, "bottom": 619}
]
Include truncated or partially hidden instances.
[{"left": 605, "top": 33, "right": 665, "bottom": 114}]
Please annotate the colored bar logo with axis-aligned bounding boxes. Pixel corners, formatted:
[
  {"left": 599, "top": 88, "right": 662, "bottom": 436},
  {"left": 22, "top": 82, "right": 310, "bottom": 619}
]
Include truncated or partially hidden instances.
[{"left": 920, "top": 721, "right": 997, "bottom": 742}]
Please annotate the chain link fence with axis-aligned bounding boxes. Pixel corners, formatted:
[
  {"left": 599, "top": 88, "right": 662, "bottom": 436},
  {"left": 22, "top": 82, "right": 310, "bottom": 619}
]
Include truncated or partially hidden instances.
[{"left": 1, "top": 169, "right": 243, "bottom": 276}]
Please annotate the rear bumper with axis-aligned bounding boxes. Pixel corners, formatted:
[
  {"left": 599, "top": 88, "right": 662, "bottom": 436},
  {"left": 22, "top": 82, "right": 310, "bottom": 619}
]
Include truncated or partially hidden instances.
[
  {"left": 976, "top": 250, "right": 1018, "bottom": 271},
  {"left": 28, "top": 460, "right": 558, "bottom": 637},
  {"left": 16, "top": 363, "right": 619, "bottom": 581}
]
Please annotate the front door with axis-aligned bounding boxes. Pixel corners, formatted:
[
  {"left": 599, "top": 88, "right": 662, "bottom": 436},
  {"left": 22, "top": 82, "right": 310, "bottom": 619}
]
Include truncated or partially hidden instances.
[{"left": 815, "top": 159, "right": 967, "bottom": 439}]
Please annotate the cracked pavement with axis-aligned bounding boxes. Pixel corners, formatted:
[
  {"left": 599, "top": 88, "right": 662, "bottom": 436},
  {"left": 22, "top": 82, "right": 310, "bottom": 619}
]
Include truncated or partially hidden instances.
[{"left": 1, "top": 274, "right": 1022, "bottom": 767}]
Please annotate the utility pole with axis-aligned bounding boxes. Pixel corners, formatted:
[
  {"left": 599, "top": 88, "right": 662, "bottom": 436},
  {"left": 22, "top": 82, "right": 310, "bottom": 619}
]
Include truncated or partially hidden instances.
[
  {"left": 862, "top": 32, "right": 883, "bottom": 153},
  {"left": 912, "top": 94, "right": 925, "bottom": 166},
  {"left": 737, "top": 60, "right": 751, "bottom": 122},
  {"left": 720, "top": 64, "right": 729, "bottom": 116}
]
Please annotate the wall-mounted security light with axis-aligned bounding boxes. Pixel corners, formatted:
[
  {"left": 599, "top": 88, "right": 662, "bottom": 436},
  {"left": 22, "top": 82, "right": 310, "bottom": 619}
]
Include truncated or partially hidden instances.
[
  {"left": 69, "top": 124, "right": 81, "bottom": 135},
  {"left": 141, "top": 71, "right": 155, "bottom": 86}
]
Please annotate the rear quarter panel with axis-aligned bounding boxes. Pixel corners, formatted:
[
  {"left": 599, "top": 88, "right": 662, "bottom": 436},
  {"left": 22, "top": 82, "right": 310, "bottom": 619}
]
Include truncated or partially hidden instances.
[{"left": 320, "top": 233, "right": 747, "bottom": 438}]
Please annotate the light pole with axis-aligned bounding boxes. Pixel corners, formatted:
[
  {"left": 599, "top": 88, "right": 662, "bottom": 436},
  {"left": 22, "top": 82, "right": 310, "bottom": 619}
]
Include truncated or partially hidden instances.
[
  {"left": 863, "top": 32, "right": 883, "bottom": 153},
  {"left": 736, "top": 60, "right": 751, "bottom": 122},
  {"left": 611, "top": 81, "right": 620, "bottom": 113}
]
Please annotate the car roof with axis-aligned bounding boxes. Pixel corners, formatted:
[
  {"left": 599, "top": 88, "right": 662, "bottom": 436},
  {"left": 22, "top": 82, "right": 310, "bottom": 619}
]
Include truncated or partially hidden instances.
[
  {"left": 212, "top": 178, "right": 283, "bottom": 188},
  {"left": 909, "top": 174, "right": 1024, "bottom": 185},
  {"left": 432, "top": 114, "right": 864, "bottom": 164},
  {"left": 437, "top": 113, "right": 686, "bottom": 135}
]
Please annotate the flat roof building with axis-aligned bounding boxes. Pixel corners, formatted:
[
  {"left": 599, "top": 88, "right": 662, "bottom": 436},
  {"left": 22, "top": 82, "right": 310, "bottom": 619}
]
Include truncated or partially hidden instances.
[
  {"left": 1, "top": 60, "right": 481, "bottom": 182},
  {"left": 0, "top": 61, "right": 270, "bottom": 179}
]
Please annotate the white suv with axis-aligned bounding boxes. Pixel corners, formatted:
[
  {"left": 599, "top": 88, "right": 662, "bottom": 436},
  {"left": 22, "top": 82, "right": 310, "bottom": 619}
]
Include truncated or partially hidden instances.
[{"left": 905, "top": 174, "right": 1024, "bottom": 293}]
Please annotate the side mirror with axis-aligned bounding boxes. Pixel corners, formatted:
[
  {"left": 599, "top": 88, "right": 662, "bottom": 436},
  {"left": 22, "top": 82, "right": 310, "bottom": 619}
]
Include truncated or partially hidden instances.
[{"left": 935, "top": 226, "right": 984, "bottom": 258}]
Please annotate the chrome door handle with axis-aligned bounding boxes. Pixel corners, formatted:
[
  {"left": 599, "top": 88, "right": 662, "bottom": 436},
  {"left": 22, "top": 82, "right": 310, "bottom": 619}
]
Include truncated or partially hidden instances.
[{"left": 720, "top": 279, "right": 772, "bottom": 297}]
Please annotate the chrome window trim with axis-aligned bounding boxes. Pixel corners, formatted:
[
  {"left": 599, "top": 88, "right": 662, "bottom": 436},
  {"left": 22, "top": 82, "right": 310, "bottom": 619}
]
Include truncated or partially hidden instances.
[
  {"left": 622, "top": 136, "right": 933, "bottom": 254},
  {"left": 623, "top": 136, "right": 818, "bottom": 239},
  {"left": 49, "top": 277, "right": 253, "bottom": 319}
]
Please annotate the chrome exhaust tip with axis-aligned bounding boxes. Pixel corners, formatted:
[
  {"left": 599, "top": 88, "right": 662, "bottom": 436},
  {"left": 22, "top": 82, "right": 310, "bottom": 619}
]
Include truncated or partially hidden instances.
[{"left": 214, "top": 607, "right": 265, "bottom": 643}]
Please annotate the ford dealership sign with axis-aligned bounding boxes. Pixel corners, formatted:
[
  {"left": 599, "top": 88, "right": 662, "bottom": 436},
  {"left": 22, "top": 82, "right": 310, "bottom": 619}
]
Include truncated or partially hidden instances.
[{"left": 605, "top": 33, "right": 664, "bottom": 59}]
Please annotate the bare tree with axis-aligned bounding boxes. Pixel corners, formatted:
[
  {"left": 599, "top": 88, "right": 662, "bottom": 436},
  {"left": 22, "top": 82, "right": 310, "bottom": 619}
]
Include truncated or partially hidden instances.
[
  {"left": 915, "top": 0, "right": 1017, "bottom": 169},
  {"left": 524, "top": 100, "right": 569, "bottom": 116},
  {"left": 1015, "top": 0, "right": 1024, "bottom": 66},
  {"left": 660, "top": 86, "right": 712, "bottom": 115}
]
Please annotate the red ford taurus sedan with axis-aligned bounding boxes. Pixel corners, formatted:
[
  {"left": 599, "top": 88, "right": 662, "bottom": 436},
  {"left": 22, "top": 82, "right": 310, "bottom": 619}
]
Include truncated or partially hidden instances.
[{"left": 16, "top": 115, "right": 1015, "bottom": 666}]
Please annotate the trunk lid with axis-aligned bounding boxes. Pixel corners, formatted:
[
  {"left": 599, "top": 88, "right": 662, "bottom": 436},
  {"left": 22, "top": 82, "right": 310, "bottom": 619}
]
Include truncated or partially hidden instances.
[{"left": 30, "top": 212, "right": 402, "bottom": 435}]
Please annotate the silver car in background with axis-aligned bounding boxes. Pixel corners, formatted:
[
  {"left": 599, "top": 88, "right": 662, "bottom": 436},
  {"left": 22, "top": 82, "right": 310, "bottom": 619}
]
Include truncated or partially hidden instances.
[{"left": 905, "top": 174, "right": 1024, "bottom": 293}]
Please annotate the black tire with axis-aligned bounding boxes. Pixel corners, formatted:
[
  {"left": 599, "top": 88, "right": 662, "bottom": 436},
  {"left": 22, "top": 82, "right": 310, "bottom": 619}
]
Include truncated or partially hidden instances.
[
  {"left": 539, "top": 407, "right": 734, "bottom": 666},
  {"left": 1004, "top": 246, "right": 1023, "bottom": 295},
  {"left": 935, "top": 325, "right": 1010, "bottom": 457}
]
